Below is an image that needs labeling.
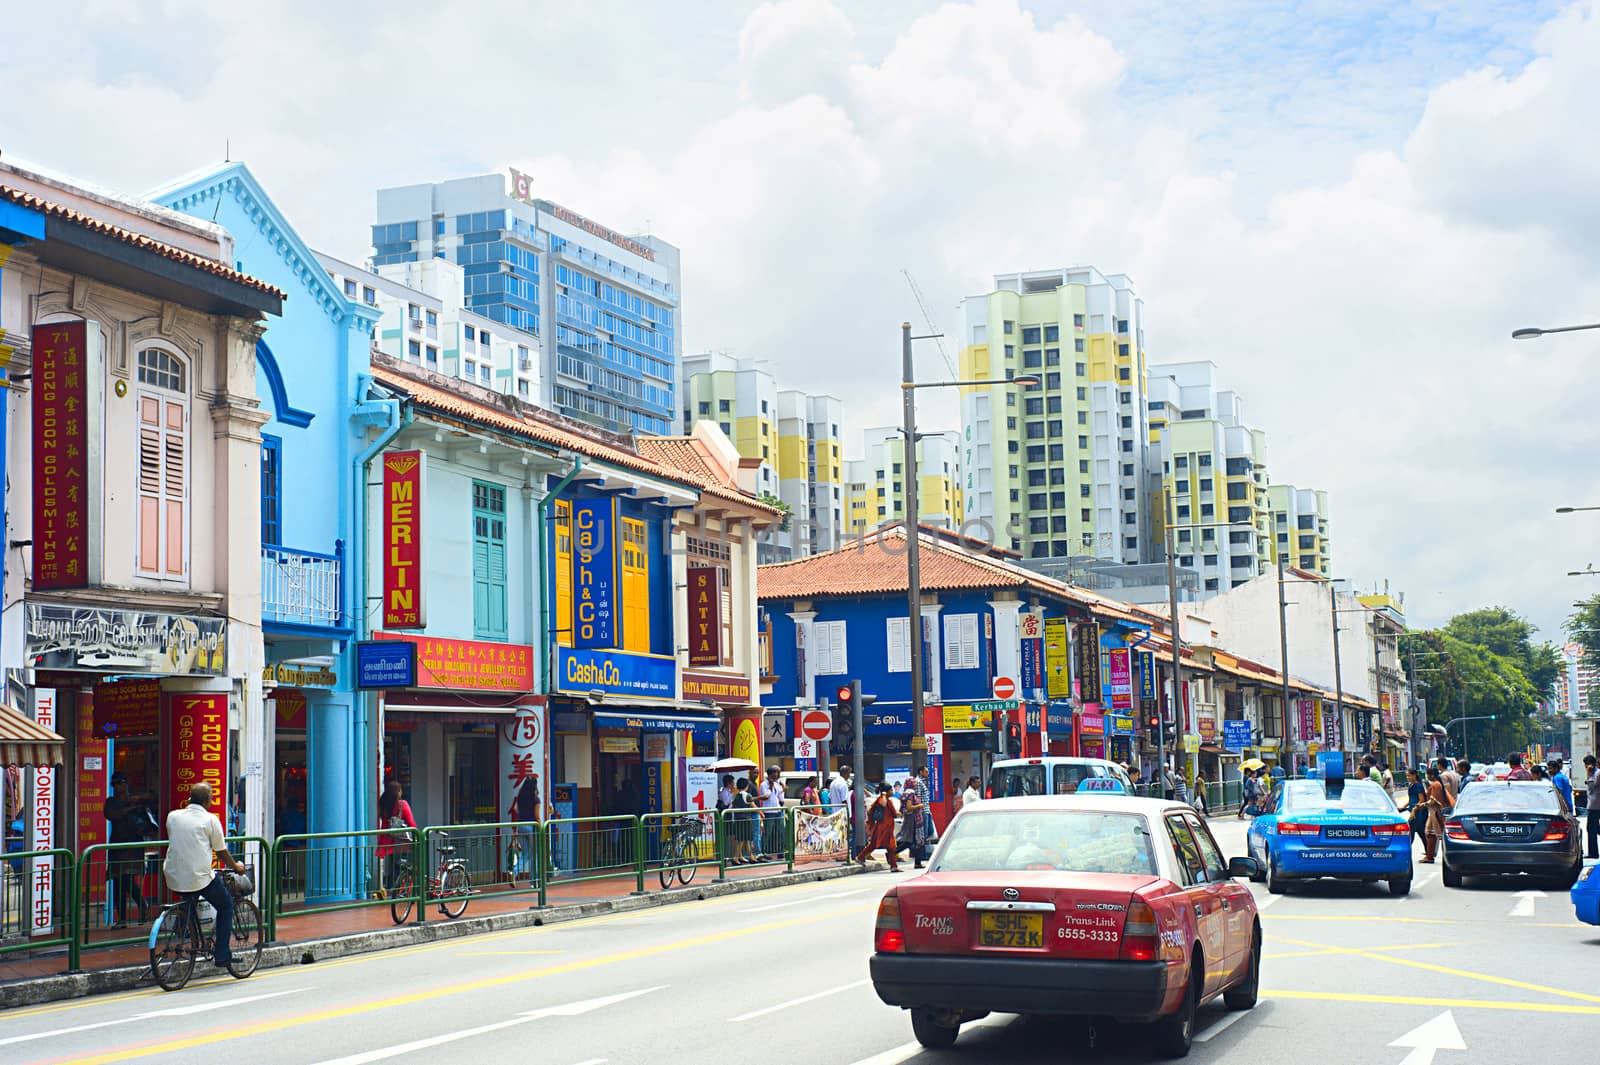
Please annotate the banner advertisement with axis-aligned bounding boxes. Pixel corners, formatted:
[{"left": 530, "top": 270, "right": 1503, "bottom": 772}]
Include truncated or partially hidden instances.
[
  {"left": 29, "top": 689, "right": 57, "bottom": 935},
  {"left": 686, "top": 566, "right": 723, "bottom": 666},
  {"left": 1138, "top": 651, "right": 1156, "bottom": 700},
  {"left": 1322, "top": 700, "right": 1341, "bottom": 751},
  {"left": 685, "top": 756, "right": 719, "bottom": 852},
  {"left": 1075, "top": 623, "right": 1102, "bottom": 704},
  {"left": 942, "top": 705, "right": 994, "bottom": 732},
  {"left": 500, "top": 705, "right": 548, "bottom": 821},
  {"left": 1044, "top": 618, "right": 1070, "bottom": 698},
  {"left": 1355, "top": 710, "right": 1372, "bottom": 752},
  {"left": 1080, "top": 712, "right": 1105, "bottom": 735},
  {"left": 795, "top": 808, "right": 850, "bottom": 863},
  {"left": 32, "top": 321, "right": 91, "bottom": 590},
  {"left": 25, "top": 604, "right": 226, "bottom": 676},
  {"left": 168, "top": 693, "right": 228, "bottom": 819},
  {"left": 381, "top": 450, "right": 426, "bottom": 629},
  {"left": 681, "top": 670, "right": 750, "bottom": 706},
  {"left": 1107, "top": 649, "right": 1133, "bottom": 710},
  {"left": 1379, "top": 692, "right": 1394, "bottom": 727},
  {"left": 572, "top": 500, "right": 616, "bottom": 648},
  {"left": 1106, "top": 713, "right": 1136, "bottom": 736},
  {"left": 1223, "top": 719, "right": 1252, "bottom": 750},
  {"left": 377, "top": 633, "right": 535, "bottom": 691},
  {"left": 555, "top": 646, "right": 675, "bottom": 699},
  {"left": 1298, "top": 698, "right": 1315, "bottom": 744},
  {"left": 77, "top": 694, "right": 108, "bottom": 858},
  {"left": 92, "top": 678, "right": 160, "bottom": 738}
]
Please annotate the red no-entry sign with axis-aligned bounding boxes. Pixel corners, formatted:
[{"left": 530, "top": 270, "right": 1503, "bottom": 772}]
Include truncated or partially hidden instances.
[
  {"left": 993, "top": 676, "right": 1017, "bottom": 701},
  {"left": 797, "top": 708, "right": 832, "bottom": 741}
]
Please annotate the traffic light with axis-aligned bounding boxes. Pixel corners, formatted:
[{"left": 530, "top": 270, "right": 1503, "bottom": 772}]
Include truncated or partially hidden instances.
[
  {"left": 1146, "top": 711, "right": 1161, "bottom": 732},
  {"left": 834, "top": 681, "right": 877, "bottom": 717},
  {"left": 1005, "top": 720, "right": 1023, "bottom": 758}
]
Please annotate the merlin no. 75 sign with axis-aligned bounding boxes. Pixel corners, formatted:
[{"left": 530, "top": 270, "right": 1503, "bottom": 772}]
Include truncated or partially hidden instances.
[{"left": 382, "top": 450, "right": 426, "bottom": 629}]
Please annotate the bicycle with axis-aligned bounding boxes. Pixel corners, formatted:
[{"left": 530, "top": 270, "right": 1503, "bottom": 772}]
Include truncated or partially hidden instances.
[
  {"left": 388, "top": 831, "right": 471, "bottom": 924},
  {"left": 148, "top": 874, "right": 264, "bottom": 991},
  {"left": 657, "top": 814, "right": 707, "bottom": 889}
]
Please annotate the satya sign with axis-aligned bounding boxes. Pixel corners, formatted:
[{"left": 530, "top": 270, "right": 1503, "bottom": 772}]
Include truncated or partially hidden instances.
[
  {"left": 687, "top": 567, "right": 723, "bottom": 666},
  {"left": 382, "top": 450, "right": 426, "bottom": 629}
]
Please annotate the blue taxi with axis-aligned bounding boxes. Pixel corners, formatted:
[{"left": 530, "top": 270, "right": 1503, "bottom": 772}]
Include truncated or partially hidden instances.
[
  {"left": 1574, "top": 860, "right": 1600, "bottom": 926},
  {"left": 1245, "top": 776, "right": 1414, "bottom": 896}
]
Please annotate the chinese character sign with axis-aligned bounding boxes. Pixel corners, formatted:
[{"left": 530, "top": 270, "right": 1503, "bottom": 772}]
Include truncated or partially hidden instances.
[
  {"left": 572, "top": 500, "right": 616, "bottom": 647},
  {"left": 687, "top": 567, "right": 722, "bottom": 666},
  {"left": 382, "top": 450, "right": 426, "bottom": 629},
  {"left": 1075, "top": 623, "right": 1102, "bottom": 704},
  {"left": 1138, "top": 651, "right": 1156, "bottom": 701},
  {"left": 499, "top": 705, "right": 547, "bottom": 819},
  {"left": 167, "top": 694, "right": 228, "bottom": 817},
  {"left": 32, "top": 322, "right": 90, "bottom": 590},
  {"left": 1043, "top": 618, "right": 1070, "bottom": 698}
]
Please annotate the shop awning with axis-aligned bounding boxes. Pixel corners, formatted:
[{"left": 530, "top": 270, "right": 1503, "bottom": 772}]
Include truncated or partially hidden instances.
[
  {"left": 1200, "top": 745, "right": 1238, "bottom": 757},
  {"left": 0, "top": 703, "right": 65, "bottom": 766},
  {"left": 593, "top": 710, "right": 720, "bottom": 731}
]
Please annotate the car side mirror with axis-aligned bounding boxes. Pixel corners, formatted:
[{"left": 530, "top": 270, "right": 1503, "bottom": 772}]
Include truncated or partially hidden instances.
[{"left": 1227, "top": 856, "right": 1260, "bottom": 879}]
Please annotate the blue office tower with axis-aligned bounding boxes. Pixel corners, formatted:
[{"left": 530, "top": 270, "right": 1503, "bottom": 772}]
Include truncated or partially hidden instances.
[{"left": 372, "top": 173, "right": 680, "bottom": 437}]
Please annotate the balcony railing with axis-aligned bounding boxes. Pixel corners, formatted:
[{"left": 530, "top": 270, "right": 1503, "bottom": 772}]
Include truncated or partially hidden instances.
[{"left": 262, "top": 542, "right": 344, "bottom": 631}]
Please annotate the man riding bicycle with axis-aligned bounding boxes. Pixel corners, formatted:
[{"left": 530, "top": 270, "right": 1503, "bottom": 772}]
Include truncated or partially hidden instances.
[{"left": 162, "top": 782, "right": 246, "bottom": 971}]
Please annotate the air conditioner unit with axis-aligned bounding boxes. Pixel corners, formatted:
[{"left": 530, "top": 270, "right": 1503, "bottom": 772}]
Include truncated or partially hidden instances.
[{"left": 519, "top": 355, "right": 534, "bottom": 371}]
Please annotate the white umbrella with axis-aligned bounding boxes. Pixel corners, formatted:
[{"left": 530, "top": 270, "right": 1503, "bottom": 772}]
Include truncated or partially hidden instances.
[{"left": 709, "top": 757, "right": 758, "bottom": 773}]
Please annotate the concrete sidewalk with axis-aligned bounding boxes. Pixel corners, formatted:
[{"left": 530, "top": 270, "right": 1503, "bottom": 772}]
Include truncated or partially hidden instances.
[{"left": 0, "top": 857, "right": 861, "bottom": 1009}]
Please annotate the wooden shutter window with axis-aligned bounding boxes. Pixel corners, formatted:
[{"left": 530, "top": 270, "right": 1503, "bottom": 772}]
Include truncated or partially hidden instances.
[
  {"left": 135, "top": 349, "right": 189, "bottom": 580},
  {"left": 620, "top": 517, "right": 649, "bottom": 653},
  {"left": 554, "top": 500, "right": 573, "bottom": 647}
]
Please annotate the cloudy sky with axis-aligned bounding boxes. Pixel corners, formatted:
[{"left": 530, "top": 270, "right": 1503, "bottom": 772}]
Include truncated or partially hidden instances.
[{"left": 6, "top": 0, "right": 1599, "bottom": 639}]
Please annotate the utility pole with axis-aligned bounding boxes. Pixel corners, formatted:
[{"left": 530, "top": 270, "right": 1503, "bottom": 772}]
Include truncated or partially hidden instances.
[
  {"left": 1277, "top": 554, "right": 1292, "bottom": 769},
  {"left": 901, "top": 322, "right": 926, "bottom": 773},
  {"left": 1330, "top": 581, "right": 1343, "bottom": 758},
  {"left": 1163, "top": 517, "right": 1180, "bottom": 785}
]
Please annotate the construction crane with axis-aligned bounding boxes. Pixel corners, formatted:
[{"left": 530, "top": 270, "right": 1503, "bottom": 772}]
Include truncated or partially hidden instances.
[{"left": 902, "top": 269, "right": 959, "bottom": 380}]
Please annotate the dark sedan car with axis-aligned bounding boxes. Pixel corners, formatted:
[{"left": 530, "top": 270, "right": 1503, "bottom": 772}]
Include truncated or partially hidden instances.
[{"left": 1441, "top": 781, "right": 1583, "bottom": 888}]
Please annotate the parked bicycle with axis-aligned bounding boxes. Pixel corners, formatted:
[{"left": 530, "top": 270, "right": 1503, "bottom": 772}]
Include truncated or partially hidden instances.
[
  {"left": 148, "top": 872, "right": 264, "bottom": 991},
  {"left": 388, "top": 831, "right": 471, "bottom": 924},
  {"left": 657, "top": 814, "right": 707, "bottom": 889}
]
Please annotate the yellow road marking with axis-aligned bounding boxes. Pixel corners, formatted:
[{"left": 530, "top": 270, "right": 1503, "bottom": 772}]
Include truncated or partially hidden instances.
[
  {"left": 5, "top": 875, "right": 872, "bottom": 1021},
  {"left": 1264, "top": 941, "right": 1456, "bottom": 961},
  {"left": 454, "top": 950, "right": 565, "bottom": 957},
  {"left": 1264, "top": 990, "right": 1600, "bottom": 1015},
  {"left": 34, "top": 904, "right": 877, "bottom": 1065},
  {"left": 1264, "top": 914, "right": 1458, "bottom": 925},
  {"left": 1272, "top": 935, "right": 1600, "bottom": 1006}
]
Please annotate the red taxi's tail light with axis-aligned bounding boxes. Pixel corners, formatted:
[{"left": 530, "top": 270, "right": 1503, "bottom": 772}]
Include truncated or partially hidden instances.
[
  {"left": 1443, "top": 820, "right": 1468, "bottom": 841},
  {"left": 874, "top": 893, "right": 905, "bottom": 953},
  {"left": 1276, "top": 821, "right": 1320, "bottom": 836},
  {"left": 984, "top": 787, "right": 993, "bottom": 799},
  {"left": 1543, "top": 820, "right": 1572, "bottom": 842},
  {"left": 1119, "top": 900, "right": 1159, "bottom": 962},
  {"left": 1371, "top": 823, "right": 1409, "bottom": 836}
]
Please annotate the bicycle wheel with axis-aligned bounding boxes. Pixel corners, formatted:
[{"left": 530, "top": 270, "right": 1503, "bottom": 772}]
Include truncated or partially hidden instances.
[
  {"left": 658, "top": 838, "right": 680, "bottom": 890},
  {"left": 226, "top": 898, "right": 264, "bottom": 979},
  {"left": 677, "top": 842, "right": 698, "bottom": 887},
  {"left": 149, "top": 905, "right": 197, "bottom": 992},
  {"left": 389, "top": 869, "right": 416, "bottom": 925},
  {"left": 438, "top": 864, "right": 470, "bottom": 918}
]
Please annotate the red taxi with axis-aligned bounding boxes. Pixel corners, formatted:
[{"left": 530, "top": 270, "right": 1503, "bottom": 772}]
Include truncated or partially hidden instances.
[{"left": 870, "top": 796, "right": 1261, "bottom": 1057}]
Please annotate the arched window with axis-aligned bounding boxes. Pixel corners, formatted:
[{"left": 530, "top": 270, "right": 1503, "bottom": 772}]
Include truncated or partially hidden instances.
[{"left": 135, "top": 346, "right": 189, "bottom": 580}]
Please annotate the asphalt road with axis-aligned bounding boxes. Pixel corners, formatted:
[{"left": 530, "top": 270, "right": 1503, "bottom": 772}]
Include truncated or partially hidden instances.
[{"left": 5, "top": 817, "right": 1597, "bottom": 1065}]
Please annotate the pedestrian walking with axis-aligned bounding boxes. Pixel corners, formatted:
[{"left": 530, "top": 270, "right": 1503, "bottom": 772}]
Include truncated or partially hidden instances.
[
  {"left": 1532, "top": 763, "right": 1549, "bottom": 781},
  {"left": 377, "top": 780, "right": 417, "bottom": 897},
  {"left": 730, "top": 778, "right": 757, "bottom": 864},
  {"left": 855, "top": 785, "right": 900, "bottom": 871},
  {"left": 1505, "top": 753, "right": 1533, "bottom": 781},
  {"left": 1549, "top": 758, "right": 1574, "bottom": 811},
  {"left": 758, "top": 765, "right": 785, "bottom": 857},
  {"left": 961, "top": 776, "right": 981, "bottom": 809},
  {"left": 1401, "top": 768, "right": 1428, "bottom": 848},
  {"left": 1381, "top": 761, "right": 1395, "bottom": 792},
  {"left": 1239, "top": 768, "right": 1261, "bottom": 819},
  {"left": 506, "top": 774, "right": 550, "bottom": 879},
  {"left": 1420, "top": 768, "right": 1449, "bottom": 863},
  {"left": 898, "top": 777, "right": 930, "bottom": 869},
  {"left": 1584, "top": 755, "right": 1600, "bottom": 859},
  {"left": 800, "top": 775, "right": 822, "bottom": 812},
  {"left": 913, "top": 765, "right": 934, "bottom": 845},
  {"left": 829, "top": 764, "right": 855, "bottom": 843},
  {"left": 1191, "top": 770, "right": 1209, "bottom": 815},
  {"left": 103, "top": 773, "right": 157, "bottom": 927}
]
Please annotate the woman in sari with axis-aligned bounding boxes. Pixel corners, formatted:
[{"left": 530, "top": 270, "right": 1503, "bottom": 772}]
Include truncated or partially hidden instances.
[{"left": 855, "top": 784, "right": 900, "bottom": 872}]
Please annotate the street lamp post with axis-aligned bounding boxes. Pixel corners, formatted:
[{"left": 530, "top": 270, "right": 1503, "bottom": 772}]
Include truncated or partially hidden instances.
[
  {"left": 1512, "top": 323, "right": 1600, "bottom": 340},
  {"left": 898, "top": 320, "right": 1038, "bottom": 771},
  {"left": 1445, "top": 714, "right": 1496, "bottom": 764}
]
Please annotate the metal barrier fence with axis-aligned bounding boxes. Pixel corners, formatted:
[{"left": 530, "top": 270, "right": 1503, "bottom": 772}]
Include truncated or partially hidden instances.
[
  {"left": 0, "top": 847, "right": 76, "bottom": 969},
  {"left": 272, "top": 828, "right": 417, "bottom": 925},
  {"left": 77, "top": 836, "right": 271, "bottom": 953},
  {"left": 416, "top": 822, "right": 542, "bottom": 921},
  {"left": 640, "top": 811, "right": 723, "bottom": 887},
  {"left": 542, "top": 815, "right": 643, "bottom": 898}
]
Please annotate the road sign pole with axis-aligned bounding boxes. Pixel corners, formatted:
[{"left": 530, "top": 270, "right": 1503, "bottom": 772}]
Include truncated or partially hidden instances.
[{"left": 852, "top": 679, "right": 867, "bottom": 853}]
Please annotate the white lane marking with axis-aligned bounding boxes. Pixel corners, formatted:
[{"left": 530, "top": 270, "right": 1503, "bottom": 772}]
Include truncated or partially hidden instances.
[
  {"left": 738, "top": 889, "right": 867, "bottom": 913},
  {"left": 0, "top": 987, "right": 311, "bottom": 1048},
  {"left": 729, "top": 978, "right": 870, "bottom": 1021},
  {"left": 307, "top": 987, "right": 664, "bottom": 1065},
  {"left": 1255, "top": 894, "right": 1282, "bottom": 911},
  {"left": 568, "top": 1060, "right": 607, "bottom": 1065},
  {"left": 1412, "top": 871, "right": 1438, "bottom": 893},
  {"left": 1509, "top": 890, "right": 1546, "bottom": 917},
  {"left": 1193, "top": 1009, "right": 1251, "bottom": 1043},
  {"left": 845, "top": 1015, "right": 1011, "bottom": 1065}
]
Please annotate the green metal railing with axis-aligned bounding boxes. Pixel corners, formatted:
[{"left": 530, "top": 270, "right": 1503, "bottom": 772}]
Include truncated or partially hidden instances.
[
  {"left": 641, "top": 811, "right": 723, "bottom": 885},
  {"left": 272, "top": 827, "right": 416, "bottom": 923},
  {"left": 77, "top": 836, "right": 269, "bottom": 953},
  {"left": 415, "top": 822, "right": 543, "bottom": 922},
  {"left": 1, "top": 847, "right": 76, "bottom": 969},
  {"left": 540, "top": 815, "right": 643, "bottom": 899}
]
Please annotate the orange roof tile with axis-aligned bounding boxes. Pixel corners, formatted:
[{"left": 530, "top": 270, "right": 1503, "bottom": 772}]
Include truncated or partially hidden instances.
[{"left": 1, "top": 184, "right": 285, "bottom": 300}]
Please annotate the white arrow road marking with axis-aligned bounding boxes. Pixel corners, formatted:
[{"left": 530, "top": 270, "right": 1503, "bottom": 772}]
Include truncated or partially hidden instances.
[
  {"left": 845, "top": 1015, "right": 1012, "bottom": 1065},
  {"left": 1388, "top": 1009, "right": 1466, "bottom": 1065},
  {"left": 306, "top": 987, "right": 665, "bottom": 1065},
  {"left": 1509, "top": 890, "right": 1546, "bottom": 917},
  {"left": 0, "top": 987, "right": 311, "bottom": 1048},
  {"left": 1192, "top": 1008, "right": 1252, "bottom": 1043},
  {"left": 729, "top": 978, "right": 870, "bottom": 1021}
]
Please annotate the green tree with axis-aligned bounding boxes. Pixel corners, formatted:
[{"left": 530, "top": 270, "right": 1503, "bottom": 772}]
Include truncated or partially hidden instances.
[
  {"left": 1443, "top": 607, "right": 1560, "bottom": 696},
  {"left": 1398, "top": 629, "right": 1541, "bottom": 759},
  {"left": 1565, "top": 593, "right": 1600, "bottom": 657}
]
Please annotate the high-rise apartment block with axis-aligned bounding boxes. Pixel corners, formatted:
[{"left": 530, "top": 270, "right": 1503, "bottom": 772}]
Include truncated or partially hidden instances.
[
  {"left": 371, "top": 172, "right": 680, "bottom": 435},
  {"left": 1147, "top": 361, "right": 1272, "bottom": 593},
  {"left": 959, "top": 267, "right": 1152, "bottom": 563},
  {"left": 843, "top": 428, "right": 963, "bottom": 534},
  {"left": 680, "top": 351, "right": 844, "bottom": 560},
  {"left": 1267, "top": 483, "right": 1332, "bottom": 576},
  {"left": 317, "top": 252, "right": 541, "bottom": 400},
  {"left": 1556, "top": 643, "right": 1597, "bottom": 719}
]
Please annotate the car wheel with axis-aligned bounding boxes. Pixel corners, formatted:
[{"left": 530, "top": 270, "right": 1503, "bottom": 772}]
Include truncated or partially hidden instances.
[
  {"left": 1152, "top": 963, "right": 1200, "bottom": 1058},
  {"left": 1441, "top": 861, "right": 1462, "bottom": 888},
  {"left": 1556, "top": 861, "right": 1583, "bottom": 890},
  {"left": 1224, "top": 926, "right": 1260, "bottom": 1010},
  {"left": 1248, "top": 842, "right": 1266, "bottom": 883},
  {"left": 1266, "top": 853, "right": 1288, "bottom": 895},
  {"left": 910, "top": 1008, "right": 960, "bottom": 1050},
  {"left": 1388, "top": 874, "right": 1412, "bottom": 897}
]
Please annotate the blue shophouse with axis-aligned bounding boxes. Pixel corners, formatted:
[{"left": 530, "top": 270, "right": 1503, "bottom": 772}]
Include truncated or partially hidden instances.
[{"left": 152, "top": 163, "right": 382, "bottom": 840}]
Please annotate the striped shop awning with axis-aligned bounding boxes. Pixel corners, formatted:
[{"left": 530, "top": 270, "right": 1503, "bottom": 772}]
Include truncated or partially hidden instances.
[{"left": 0, "top": 702, "right": 65, "bottom": 767}]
